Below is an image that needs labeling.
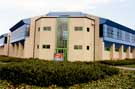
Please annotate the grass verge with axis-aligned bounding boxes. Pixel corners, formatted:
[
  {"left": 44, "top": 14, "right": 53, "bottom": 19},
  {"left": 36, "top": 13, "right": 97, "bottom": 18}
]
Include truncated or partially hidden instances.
[{"left": 99, "top": 59, "right": 135, "bottom": 66}]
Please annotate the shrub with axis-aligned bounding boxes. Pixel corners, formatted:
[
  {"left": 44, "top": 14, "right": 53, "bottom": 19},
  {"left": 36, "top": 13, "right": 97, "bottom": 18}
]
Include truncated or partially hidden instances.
[
  {"left": 99, "top": 59, "right": 135, "bottom": 66},
  {"left": 0, "top": 59, "right": 119, "bottom": 87}
]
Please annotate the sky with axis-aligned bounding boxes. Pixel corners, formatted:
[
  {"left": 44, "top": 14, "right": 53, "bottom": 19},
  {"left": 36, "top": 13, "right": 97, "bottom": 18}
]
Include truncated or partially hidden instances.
[{"left": 0, "top": 0, "right": 135, "bottom": 35}]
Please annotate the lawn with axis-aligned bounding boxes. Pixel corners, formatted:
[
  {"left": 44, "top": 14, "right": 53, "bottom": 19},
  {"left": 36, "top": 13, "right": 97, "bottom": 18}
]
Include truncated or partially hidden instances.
[{"left": 125, "top": 64, "right": 135, "bottom": 68}]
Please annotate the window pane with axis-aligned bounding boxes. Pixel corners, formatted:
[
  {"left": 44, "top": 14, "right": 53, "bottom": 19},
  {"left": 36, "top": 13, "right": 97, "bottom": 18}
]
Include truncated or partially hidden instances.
[
  {"left": 43, "top": 27, "right": 51, "bottom": 31},
  {"left": 75, "top": 27, "right": 83, "bottom": 31},
  {"left": 87, "top": 46, "right": 89, "bottom": 50},
  {"left": 42, "top": 44, "right": 50, "bottom": 49},
  {"left": 87, "top": 28, "right": 90, "bottom": 32}
]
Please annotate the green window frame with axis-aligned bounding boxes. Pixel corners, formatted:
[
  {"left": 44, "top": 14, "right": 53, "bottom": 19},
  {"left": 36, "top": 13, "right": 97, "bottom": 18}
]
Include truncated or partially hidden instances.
[{"left": 43, "top": 26, "right": 51, "bottom": 31}]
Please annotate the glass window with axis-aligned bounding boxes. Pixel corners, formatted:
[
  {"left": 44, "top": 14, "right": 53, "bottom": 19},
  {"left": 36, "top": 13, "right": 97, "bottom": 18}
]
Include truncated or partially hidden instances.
[
  {"left": 105, "top": 48, "right": 110, "bottom": 51},
  {"left": 74, "top": 27, "right": 83, "bottom": 31},
  {"left": 87, "top": 46, "right": 89, "bottom": 50},
  {"left": 131, "top": 35, "right": 135, "bottom": 43},
  {"left": 38, "top": 27, "right": 40, "bottom": 31},
  {"left": 57, "top": 18, "right": 68, "bottom": 48},
  {"left": 42, "top": 44, "right": 50, "bottom": 49},
  {"left": 104, "top": 42, "right": 112, "bottom": 51},
  {"left": 106, "top": 26, "right": 113, "bottom": 38},
  {"left": 43, "top": 27, "right": 51, "bottom": 31},
  {"left": 74, "top": 45, "right": 82, "bottom": 50},
  {"left": 87, "top": 27, "right": 90, "bottom": 32},
  {"left": 125, "top": 32, "right": 130, "bottom": 42},
  {"left": 117, "top": 30, "right": 122, "bottom": 40},
  {"left": 10, "top": 25, "right": 29, "bottom": 43},
  {"left": 115, "top": 48, "right": 119, "bottom": 52},
  {"left": 37, "top": 45, "right": 39, "bottom": 49},
  {"left": 124, "top": 49, "right": 127, "bottom": 52}
]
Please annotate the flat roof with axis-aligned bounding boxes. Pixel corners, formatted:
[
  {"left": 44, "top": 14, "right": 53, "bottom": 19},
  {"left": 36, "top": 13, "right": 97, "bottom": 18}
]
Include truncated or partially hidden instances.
[{"left": 46, "top": 12, "right": 87, "bottom": 17}]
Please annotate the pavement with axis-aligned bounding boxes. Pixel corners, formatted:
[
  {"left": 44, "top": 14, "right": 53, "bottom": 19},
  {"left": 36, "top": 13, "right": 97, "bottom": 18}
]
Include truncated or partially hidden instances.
[{"left": 115, "top": 66, "right": 135, "bottom": 71}]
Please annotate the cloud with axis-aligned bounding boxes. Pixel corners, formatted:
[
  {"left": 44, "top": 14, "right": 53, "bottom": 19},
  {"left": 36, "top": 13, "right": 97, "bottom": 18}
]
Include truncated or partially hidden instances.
[
  {"left": 0, "top": 0, "right": 86, "bottom": 12},
  {"left": 87, "top": 0, "right": 127, "bottom": 6},
  {"left": 90, "top": 0, "right": 112, "bottom": 4},
  {"left": 0, "top": 0, "right": 133, "bottom": 35}
]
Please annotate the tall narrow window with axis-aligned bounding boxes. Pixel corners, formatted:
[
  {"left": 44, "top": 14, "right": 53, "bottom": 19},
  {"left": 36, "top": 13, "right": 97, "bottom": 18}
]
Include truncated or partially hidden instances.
[
  {"left": 107, "top": 26, "right": 113, "bottom": 38},
  {"left": 87, "top": 27, "right": 90, "bottom": 32},
  {"left": 87, "top": 46, "right": 89, "bottom": 50},
  {"left": 125, "top": 32, "right": 130, "bottom": 42},
  {"left": 38, "top": 27, "right": 40, "bottom": 31},
  {"left": 57, "top": 18, "right": 68, "bottom": 48},
  {"left": 117, "top": 30, "right": 122, "bottom": 40},
  {"left": 37, "top": 45, "right": 39, "bottom": 49}
]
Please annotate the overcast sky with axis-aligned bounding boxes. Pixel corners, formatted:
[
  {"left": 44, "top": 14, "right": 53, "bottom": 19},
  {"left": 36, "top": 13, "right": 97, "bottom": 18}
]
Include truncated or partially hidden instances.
[{"left": 0, "top": 0, "right": 135, "bottom": 35}]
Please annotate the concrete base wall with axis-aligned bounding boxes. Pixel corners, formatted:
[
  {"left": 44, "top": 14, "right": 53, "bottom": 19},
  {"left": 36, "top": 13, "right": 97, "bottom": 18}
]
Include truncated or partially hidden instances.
[
  {"left": 0, "top": 44, "right": 9, "bottom": 56},
  {"left": 9, "top": 42, "right": 24, "bottom": 58},
  {"left": 101, "top": 40, "right": 135, "bottom": 60}
]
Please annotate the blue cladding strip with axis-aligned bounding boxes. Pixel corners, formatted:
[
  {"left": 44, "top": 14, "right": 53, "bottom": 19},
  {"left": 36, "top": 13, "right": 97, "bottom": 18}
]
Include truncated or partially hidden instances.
[
  {"left": 100, "top": 18, "right": 135, "bottom": 34},
  {"left": 0, "top": 33, "right": 8, "bottom": 46},
  {"left": 10, "top": 24, "right": 29, "bottom": 43},
  {"left": 100, "top": 17, "right": 135, "bottom": 47},
  {"left": 0, "top": 37, "right": 5, "bottom": 46},
  {"left": 10, "top": 18, "right": 31, "bottom": 32}
]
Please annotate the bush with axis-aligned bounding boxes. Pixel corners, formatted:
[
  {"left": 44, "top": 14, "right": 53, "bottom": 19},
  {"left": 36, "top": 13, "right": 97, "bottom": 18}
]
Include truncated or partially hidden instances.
[
  {"left": 0, "top": 59, "right": 119, "bottom": 87},
  {"left": 99, "top": 59, "right": 135, "bottom": 66}
]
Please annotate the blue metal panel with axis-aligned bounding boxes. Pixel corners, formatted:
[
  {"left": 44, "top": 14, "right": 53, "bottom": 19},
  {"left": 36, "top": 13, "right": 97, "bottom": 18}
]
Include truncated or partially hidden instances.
[
  {"left": 10, "top": 24, "right": 29, "bottom": 43},
  {"left": 102, "top": 23, "right": 135, "bottom": 47},
  {"left": 10, "top": 18, "right": 31, "bottom": 32},
  {"left": 0, "top": 33, "right": 8, "bottom": 46},
  {"left": 100, "top": 18, "right": 135, "bottom": 34},
  {"left": 46, "top": 12, "right": 87, "bottom": 17},
  {"left": 0, "top": 37, "right": 5, "bottom": 46}
]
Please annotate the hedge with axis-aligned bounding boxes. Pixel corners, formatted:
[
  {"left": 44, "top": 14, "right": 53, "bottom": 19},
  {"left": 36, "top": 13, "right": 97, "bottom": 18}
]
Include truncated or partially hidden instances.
[
  {"left": 0, "top": 59, "right": 119, "bottom": 87},
  {"left": 99, "top": 59, "right": 135, "bottom": 66}
]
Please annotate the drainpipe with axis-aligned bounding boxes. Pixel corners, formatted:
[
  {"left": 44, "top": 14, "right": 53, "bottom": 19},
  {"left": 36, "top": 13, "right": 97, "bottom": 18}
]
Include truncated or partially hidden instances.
[
  {"left": 93, "top": 20, "right": 96, "bottom": 63},
  {"left": 7, "top": 35, "right": 10, "bottom": 56},
  {"left": 33, "top": 20, "right": 37, "bottom": 58}
]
